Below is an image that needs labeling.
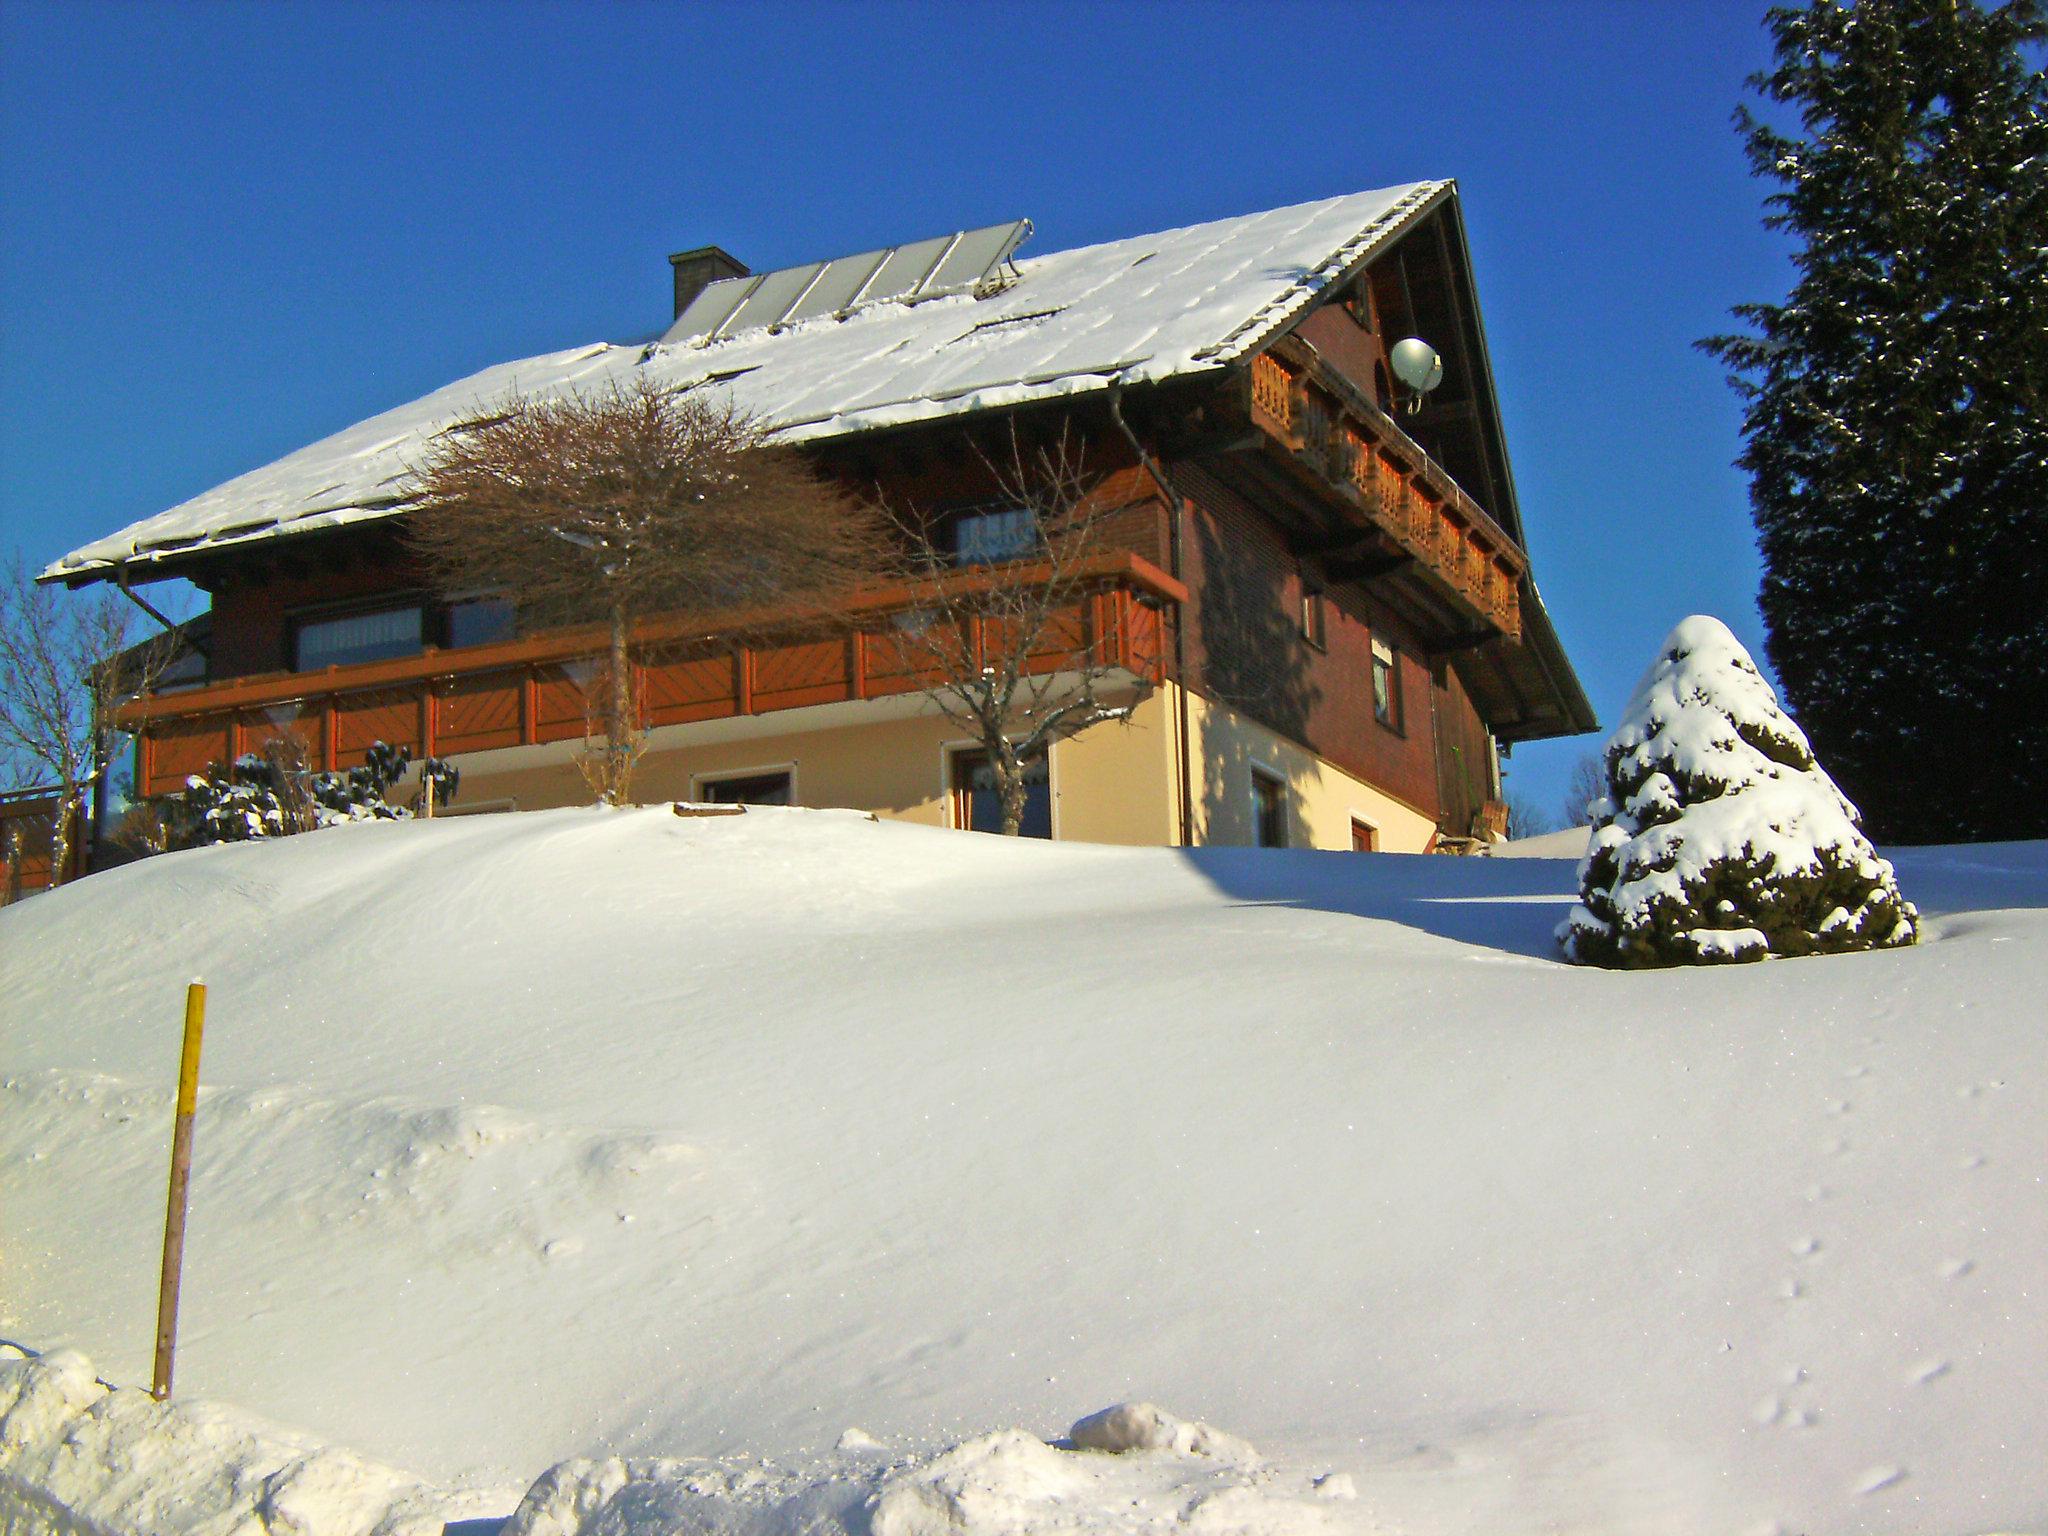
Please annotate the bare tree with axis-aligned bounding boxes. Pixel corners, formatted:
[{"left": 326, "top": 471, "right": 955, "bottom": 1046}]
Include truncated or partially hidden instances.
[
  {"left": 1560, "top": 750, "right": 1608, "bottom": 829},
  {"left": 887, "top": 427, "right": 1157, "bottom": 836},
  {"left": 406, "top": 379, "right": 890, "bottom": 804},
  {"left": 0, "top": 551, "right": 178, "bottom": 885},
  {"left": 1503, "top": 791, "right": 1554, "bottom": 841}
]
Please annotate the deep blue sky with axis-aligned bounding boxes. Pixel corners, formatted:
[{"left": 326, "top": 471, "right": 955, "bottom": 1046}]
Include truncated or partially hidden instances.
[{"left": 0, "top": 1, "right": 1788, "bottom": 824}]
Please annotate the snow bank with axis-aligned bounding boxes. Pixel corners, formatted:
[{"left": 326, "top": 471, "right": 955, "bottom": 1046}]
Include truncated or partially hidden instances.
[
  {"left": 501, "top": 1413, "right": 1349, "bottom": 1536},
  {"left": 3, "top": 806, "right": 2042, "bottom": 1536},
  {"left": 0, "top": 1346, "right": 501, "bottom": 1536}
]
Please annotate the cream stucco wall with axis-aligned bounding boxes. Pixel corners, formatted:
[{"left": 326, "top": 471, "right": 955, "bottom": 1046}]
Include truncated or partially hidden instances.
[
  {"left": 427, "top": 683, "right": 1431, "bottom": 853},
  {"left": 1178, "top": 687, "right": 1437, "bottom": 853}
]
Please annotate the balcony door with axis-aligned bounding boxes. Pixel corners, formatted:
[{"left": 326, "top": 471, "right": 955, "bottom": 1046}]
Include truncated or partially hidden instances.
[{"left": 950, "top": 749, "right": 1050, "bottom": 838}]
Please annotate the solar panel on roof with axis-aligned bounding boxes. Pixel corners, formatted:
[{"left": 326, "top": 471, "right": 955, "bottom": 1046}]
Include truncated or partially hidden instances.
[
  {"left": 782, "top": 248, "right": 890, "bottom": 324},
  {"left": 718, "top": 262, "right": 824, "bottom": 337},
  {"left": 670, "top": 275, "right": 758, "bottom": 340},
  {"left": 660, "top": 220, "right": 1032, "bottom": 346},
  {"left": 925, "top": 222, "right": 1031, "bottom": 295},
  {"left": 856, "top": 235, "right": 957, "bottom": 307}
]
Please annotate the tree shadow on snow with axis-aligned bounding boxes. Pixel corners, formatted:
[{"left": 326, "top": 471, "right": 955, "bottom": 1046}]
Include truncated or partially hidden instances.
[{"left": 1180, "top": 846, "right": 1580, "bottom": 962}]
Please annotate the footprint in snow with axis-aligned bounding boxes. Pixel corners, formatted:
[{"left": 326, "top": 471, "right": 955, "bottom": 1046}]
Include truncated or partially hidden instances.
[
  {"left": 1940, "top": 1257, "right": 1975, "bottom": 1280},
  {"left": 1791, "top": 1236, "right": 1821, "bottom": 1258},
  {"left": 1855, "top": 1465, "right": 1906, "bottom": 1495},
  {"left": 1959, "top": 1152, "right": 1986, "bottom": 1170},
  {"left": 1909, "top": 1359, "right": 1950, "bottom": 1385},
  {"left": 1778, "top": 1277, "right": 1804, "bottom": 1301}
]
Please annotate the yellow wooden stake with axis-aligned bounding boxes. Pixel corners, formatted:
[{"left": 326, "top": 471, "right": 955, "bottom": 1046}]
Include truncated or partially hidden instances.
[{"left": 152, "top": 980, "right": 206, "bottom": 1401}]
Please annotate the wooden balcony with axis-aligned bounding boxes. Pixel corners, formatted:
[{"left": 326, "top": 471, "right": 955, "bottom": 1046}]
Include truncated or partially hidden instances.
[
  {"left": 116, "top": 554, "right": 1183, "bottom": 799},
  {"left": 1247, "top": 347, "right": 1525, "bottom": 641}
]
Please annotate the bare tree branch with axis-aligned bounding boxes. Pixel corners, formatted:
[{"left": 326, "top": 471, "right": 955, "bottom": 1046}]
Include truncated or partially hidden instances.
[
  {"left": 0, "top": 551, "right": 179, "bottom": 883},
  {"left": 403, "top": 378, "right": 891, "bottom": 803},
  {"left": 884, "top": 424, "right": 1158, "bottom": 835}
]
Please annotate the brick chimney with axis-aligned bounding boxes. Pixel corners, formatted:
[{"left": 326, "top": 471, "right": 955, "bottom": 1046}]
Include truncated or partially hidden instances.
[{"left": 668, "top": 245, "right": 748, "bottom": 320}]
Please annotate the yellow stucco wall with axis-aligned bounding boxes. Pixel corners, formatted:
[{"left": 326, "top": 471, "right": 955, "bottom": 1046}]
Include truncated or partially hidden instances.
[
  {"left": 430, "top": 684, "right": 1432, "bottom": 853},
  {"left": 1177, "top": 687, "right": 1437, "bottom": 853}
]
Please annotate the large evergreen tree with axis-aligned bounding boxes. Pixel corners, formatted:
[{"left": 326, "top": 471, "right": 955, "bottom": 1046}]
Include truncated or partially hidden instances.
[{"left": 1704, "top": 0, "right": 2048, "bottom": 843}]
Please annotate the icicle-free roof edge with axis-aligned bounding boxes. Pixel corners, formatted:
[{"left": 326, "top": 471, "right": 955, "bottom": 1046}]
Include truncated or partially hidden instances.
[{"left": 46, "top": 183, "right": 1449, "bottom": 582}]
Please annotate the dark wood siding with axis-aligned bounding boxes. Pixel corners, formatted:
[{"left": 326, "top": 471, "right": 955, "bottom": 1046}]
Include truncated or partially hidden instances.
[{"left": 1171, "top": 460, "right": 1442, "bottom": 819}]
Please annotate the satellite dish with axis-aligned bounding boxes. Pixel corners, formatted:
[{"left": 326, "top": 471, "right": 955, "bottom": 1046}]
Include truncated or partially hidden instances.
[{"left": 1389, "top": 337, "right": 1443, "bottom": 413}]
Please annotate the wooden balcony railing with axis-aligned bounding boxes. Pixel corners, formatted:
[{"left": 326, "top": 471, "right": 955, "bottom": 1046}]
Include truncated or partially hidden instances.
[
  {"left": 1248, "top": 349, "right": 1525, "bottom": 641},
  {"left": 117, "top": 553, "right": 1184, "bottom": 799}
]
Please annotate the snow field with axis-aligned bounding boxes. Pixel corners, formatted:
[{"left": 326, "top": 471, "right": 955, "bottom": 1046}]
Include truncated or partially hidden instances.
[{"left": 2, "top": 806, "right": 2042, "bottom": 1535}]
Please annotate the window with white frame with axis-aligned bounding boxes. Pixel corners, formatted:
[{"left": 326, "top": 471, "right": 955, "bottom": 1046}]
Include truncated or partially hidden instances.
[{"left": 1371, "top": 638, "right": 1401, "bottom": 731}]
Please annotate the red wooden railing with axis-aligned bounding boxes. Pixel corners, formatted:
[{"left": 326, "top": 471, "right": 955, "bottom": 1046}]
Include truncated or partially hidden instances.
[
  {"left": 118, "top": 554, "right": 1183, "bottom": 798},
  {"left": 1249, "top": 349, "right": 1525, "bottom": 640}
]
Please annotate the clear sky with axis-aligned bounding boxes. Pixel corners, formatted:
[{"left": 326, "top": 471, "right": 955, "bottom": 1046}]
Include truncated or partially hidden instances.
[{"left": 0, "top": 0, "right": 1790, "bottom": 825}]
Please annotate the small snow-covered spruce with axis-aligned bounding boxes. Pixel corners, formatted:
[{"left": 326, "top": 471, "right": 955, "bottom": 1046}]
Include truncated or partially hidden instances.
[{"left": 1558, "top": 616, "right": 1917, "bottom": 968}]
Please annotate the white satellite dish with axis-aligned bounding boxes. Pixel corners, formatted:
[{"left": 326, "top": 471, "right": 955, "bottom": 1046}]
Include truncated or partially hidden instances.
[{"left": 1389, "top": 337, "right": 1443, "bottom": 413}]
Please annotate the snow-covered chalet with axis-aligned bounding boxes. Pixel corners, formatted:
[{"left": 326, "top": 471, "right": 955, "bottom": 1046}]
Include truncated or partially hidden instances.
[{"left": 48, "top": 183, "right": 1594, "bottom": 853}]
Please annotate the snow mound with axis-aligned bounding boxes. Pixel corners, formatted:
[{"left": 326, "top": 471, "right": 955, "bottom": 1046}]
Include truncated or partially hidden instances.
[
  {"left": 0, "top": 1347, "right": 500, "bottom": 1536},
  {"left": 1559, "top": 614, "right": 1918, "bottom": 966},
  {"left": 1067, "top": 1403, "right": 1256, "bottom": 1463},
  {"left": 4, "top": 805, "right": 2042, "bottom": 1535},
  {"left": 502, "top": 1423, "right": 1348, "bottom": 1536}
]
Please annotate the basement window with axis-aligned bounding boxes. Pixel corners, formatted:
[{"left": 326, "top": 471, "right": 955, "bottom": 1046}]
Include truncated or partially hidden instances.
[{"left": 698, "top": 770, "right": 793, "bottom": 806}]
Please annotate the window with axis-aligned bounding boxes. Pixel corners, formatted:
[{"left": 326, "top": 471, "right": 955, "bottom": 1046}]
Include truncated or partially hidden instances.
[
  {"left": 446, "top": 597, "right": 515, "bottom": 650},
  {"left": 1251, "top": 769, "right": 1287, "bottom": 849},
  {"left": 156, "top": 645, "right": 207, "bottom": 691},
  {"left": 293, "top": 605, "right": 422, "bottom": 672},
  {"left": 1351, "top": 818, "right": 1378, "bottom": 853},
  {"left": 1371, "top": 638, "right": 1401, "bottom": 731},
  {"left": 951, "top": 749, "right": 1051, "bottom": 838},
  {"left": 1299, "top": 585, "right": 1326, "bottom": 649},
  {"left": 698, "top": 770, "right": 792, "bottom": 806},
  {"left": 952, "top": 506, "right": 1038, "bottom": 566}
]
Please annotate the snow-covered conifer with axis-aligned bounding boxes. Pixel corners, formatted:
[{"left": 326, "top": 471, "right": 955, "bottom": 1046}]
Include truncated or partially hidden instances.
[
  {"left": 1559, "top": 616, "right": 1918, "bottom": 967},
  {"left": 1701, "top": 0, "right": 2048, "bottom": 842}
]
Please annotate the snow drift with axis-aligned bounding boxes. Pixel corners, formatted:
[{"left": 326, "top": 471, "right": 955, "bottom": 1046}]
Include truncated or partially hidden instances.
[{"left": 2, "top": 806, "right": 2042, "bottom": 1535}]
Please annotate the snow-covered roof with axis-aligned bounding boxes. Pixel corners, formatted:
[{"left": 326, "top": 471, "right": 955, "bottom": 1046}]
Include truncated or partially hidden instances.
[{"left": 47, "top": 182, "right": 1448, "bottom": 581}]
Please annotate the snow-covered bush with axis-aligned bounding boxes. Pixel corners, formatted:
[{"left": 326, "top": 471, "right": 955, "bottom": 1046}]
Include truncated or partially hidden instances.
[
  {"left": 1558, "top": 616, "right": 1917, "bottom": 968},
  {"left": 164, "top": 737, "right": 459, "bottom": 849}
]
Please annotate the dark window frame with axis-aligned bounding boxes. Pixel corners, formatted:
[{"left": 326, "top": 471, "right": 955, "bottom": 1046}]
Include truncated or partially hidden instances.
[
  {"left": 697, "top": 768, "right": 794, "bottom": 806},
  {"left": 1251, "top": 767, "right": 1288, "bottom": 849},
  {"left": 949, "top": 745, "right": 1053, "bottom": 838},
  {"left": 289, "top": 596, "right": 428, "bottom": 673},
  {"left": 946, "top": 502, "right": 1043, "bottom": 568}
]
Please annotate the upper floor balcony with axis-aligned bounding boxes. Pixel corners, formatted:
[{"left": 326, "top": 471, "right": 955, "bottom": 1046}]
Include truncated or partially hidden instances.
[
  {"left": 1246, "top": 343, "right": 1526, "bottom": 644},
  {"left": 114, "top": 553, "right": 1182, "bottom": 799}
]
